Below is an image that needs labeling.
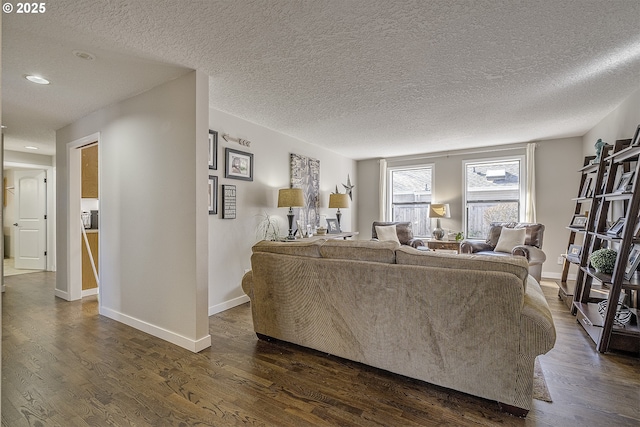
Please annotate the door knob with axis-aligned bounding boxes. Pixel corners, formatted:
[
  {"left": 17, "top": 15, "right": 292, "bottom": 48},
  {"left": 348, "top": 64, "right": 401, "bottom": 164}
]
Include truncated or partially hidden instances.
[{"left": 13, "top": 223, "right": 18, "bottom": 226}]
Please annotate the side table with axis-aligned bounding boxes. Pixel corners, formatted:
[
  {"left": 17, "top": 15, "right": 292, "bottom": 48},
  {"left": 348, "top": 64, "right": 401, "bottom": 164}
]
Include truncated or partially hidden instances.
[{"left": 425, "top": 239, "right": 461, "bottom": 253}]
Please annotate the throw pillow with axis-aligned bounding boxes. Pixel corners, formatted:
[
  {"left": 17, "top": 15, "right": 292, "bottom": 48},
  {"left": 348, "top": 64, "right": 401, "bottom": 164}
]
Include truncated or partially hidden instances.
[
  {"left": 494, "top": 227, "right": 526, "bottom": 253},
  {"left": 375, "top": 224, "right": 401, "bottom": 244}
]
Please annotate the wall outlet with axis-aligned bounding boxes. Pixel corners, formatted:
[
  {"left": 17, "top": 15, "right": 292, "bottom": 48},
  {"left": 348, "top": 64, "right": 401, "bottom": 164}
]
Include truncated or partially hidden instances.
[{"left": 557, "top": 256, "right": 564, "bottom": 265}]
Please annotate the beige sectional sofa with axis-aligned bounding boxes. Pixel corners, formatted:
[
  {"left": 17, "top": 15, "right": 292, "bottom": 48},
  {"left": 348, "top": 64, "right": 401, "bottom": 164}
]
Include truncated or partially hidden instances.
[{"left": 242, "top": 239, "right": 556, "bottom": 415}]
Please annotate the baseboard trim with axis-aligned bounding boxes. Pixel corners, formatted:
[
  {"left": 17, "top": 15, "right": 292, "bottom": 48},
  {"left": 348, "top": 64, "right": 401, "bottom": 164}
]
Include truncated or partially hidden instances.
[
  {"left": 209, "top": 294, "right": 250, "bottom": 316},
  {"left": 54, "top": 288, "right": 70, "bottom": 300},
  {"left": 82, "top": 288, "right": 98, "bottom": 298},
  {"left": 540, "top": 272, "right": 577, "bottom": 281},
  {"left": 99, "top": 306, "right": 212, "bottom": 353}
]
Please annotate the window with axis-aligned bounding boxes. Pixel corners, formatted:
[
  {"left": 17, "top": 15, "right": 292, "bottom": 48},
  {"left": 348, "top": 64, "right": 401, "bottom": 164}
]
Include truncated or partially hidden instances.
[
  {"left": 464, "top": 157, "right": 525, "bottom": 239},
  {"left": 388, "top": 165, "right": 433, "bottom": 237}
]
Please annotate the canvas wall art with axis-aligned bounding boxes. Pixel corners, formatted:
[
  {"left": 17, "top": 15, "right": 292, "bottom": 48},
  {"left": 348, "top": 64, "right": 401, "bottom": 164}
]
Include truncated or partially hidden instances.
[{"left": 290, "top": 153, "right": 320, "bottom": 230}]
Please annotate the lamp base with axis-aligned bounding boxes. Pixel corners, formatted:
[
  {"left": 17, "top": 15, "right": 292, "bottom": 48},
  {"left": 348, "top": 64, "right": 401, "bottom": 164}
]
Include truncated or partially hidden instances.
[
  {"left": 432, "top": 218, "right": 444, "bottom": 240},
  {"left": 286, "top": 209, "right": 296, "bottom": 240},
  {"left": 432, "top": 227, "right": 445, "bottom": 240}
]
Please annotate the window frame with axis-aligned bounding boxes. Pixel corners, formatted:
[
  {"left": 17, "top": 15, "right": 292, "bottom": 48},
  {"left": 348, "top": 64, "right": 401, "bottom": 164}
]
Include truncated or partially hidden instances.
[
  {"left": 386, "top": 163, "right": 435, "bottom": 238},
  {"left": 462, "top": 155, "right": 526, "bottom": 239}
]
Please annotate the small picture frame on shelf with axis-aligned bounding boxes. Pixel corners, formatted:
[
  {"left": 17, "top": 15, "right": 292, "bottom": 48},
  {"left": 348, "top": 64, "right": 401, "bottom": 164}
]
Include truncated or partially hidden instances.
[
  {"left": 566, "top": 244, "right": 582, "bottom": 263},
  {"left": 607, "top": 217, "right": 625, "bottom": 236},
  {"left": 570, "top": 215, "right": 587, "bottom": 228},
  {"left": 579, "top": 177, "right": 592, "bottom": 198},
  {"left": 614, "top": 171, "right": 634, "bottom": 193},
  {"left": 600, "top": 172, "right": 609, "bottom": 192},
  {"left": 624, "top": 243, "right": 640, "bottom": 280},
  {"left": 631, "top": 124, "right": 640, "bottom": 147},
  {"left": 326, "top": 218, "right": 341, "bottom": 234},
  {"left": 568, "top": 244, "right": 582, "bottom": 257}
]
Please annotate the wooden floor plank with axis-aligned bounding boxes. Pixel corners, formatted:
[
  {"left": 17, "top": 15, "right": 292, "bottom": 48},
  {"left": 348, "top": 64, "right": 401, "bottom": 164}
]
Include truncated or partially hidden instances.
[{"left": 2, "top": 272, "right": 639, "bottom": 426}]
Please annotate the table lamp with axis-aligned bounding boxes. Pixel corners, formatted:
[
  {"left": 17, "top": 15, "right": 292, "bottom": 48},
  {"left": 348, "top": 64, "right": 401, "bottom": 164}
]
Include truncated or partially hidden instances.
[
  {"left": 278, "top": 188, "right": 305, "bottom": 240},
  {"left": 329, "top": 193, "right": 349, "bottom": 228},
  {"left": 428, "top": 203, "right": 450, "bottom": 240}
]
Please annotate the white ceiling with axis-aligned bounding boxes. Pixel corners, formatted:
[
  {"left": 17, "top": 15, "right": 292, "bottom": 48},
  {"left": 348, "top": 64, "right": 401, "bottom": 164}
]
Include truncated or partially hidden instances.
[{"left": 3, "top": 1, "right": 640, "bottom": 159}]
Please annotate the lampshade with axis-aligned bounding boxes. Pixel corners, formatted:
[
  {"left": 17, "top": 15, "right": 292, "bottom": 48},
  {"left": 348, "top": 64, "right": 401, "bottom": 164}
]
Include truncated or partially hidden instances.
[
  {"left": 428, "top": 203, "right": 450, "bottom": 219},
  {"left": 278, "top": 188, "right": 304, "bottom": 208},
  {"left": 329, "top": 193, "right": 349, "bottom": 209}
]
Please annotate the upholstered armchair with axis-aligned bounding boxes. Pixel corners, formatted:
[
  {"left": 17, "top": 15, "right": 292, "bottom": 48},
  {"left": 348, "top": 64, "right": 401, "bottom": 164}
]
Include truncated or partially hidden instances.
[
  {"left": 460, "top": 222, "right": 546, "bottom": 282},
  {"left": 371, "top": 221, "right": 425, "bottom": 248}
]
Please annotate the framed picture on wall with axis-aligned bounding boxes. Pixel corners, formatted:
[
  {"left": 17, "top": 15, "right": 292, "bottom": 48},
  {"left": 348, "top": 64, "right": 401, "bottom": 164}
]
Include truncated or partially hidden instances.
[
  {"left": 225, "top": 148, "right": 253, "bottom": 181},
  {"left": 208, "top": 130, "right": 218, "bottom": 170},
  {"left": 208, "top": 175, "right": 217, "bottom": 215},
  {"left": 222, "top": 185, "right": 237, "bottom": 219}
]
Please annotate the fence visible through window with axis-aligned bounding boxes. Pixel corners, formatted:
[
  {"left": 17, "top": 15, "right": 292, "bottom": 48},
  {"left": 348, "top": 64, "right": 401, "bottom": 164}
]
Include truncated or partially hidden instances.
[
  {"left": 465, "top": 158, "right": 522, "bottom": 239},
  {"left": 389, "top": 166, "right": 433, "bottom": 238}
]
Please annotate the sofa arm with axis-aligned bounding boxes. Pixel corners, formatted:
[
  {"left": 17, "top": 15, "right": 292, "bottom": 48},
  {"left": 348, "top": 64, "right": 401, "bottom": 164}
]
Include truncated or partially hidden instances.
[
  {"left": 241, "top": 270, "right": 254, "bottom": 299},
  {"left": 512, "top": 245, "right": 546, "bottom": 264},
  {"left": 460, "top": 240, "right": 493, "bottom": 254},
  {"left": 407, "top": 238, "right": 425, "bottom": 248},
  {"left": 520, "top": 278, "right": 556, "bottom": 354}
]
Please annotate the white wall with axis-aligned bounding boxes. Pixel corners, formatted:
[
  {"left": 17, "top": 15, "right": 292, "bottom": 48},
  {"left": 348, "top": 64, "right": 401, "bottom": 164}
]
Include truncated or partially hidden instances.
[
  {"left": 208, "top": 109, "right": 357, "bottom": 313},
  {"left": 4, "top": 150, "right": 53, "bottom": 167},
  {"left": 582, "top": 89, "right": 640, "bottom": 154},
  {"left": 56, "top": 71, "right": 211, "bottom": 352},
  {"left": 357, "top": 138, "right": 584, "bottom": 279}
]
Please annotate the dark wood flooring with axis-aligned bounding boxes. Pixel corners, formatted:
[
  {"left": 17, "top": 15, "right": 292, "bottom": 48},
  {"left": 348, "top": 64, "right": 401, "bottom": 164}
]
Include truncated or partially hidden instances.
[{"left": 2, "top": 272, "right": 639, "bottom": 426}]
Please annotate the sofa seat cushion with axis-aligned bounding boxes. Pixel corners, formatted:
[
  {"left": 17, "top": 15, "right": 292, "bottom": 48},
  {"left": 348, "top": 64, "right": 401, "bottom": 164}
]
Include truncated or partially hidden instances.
[
  {"left": 320, "top": 239, "right": 399, "bottom": 263},
  {"left": 253, "top": 239, "right": 326, "bottom": 257},
  {"left": 395, "top": 246, "right": 530, "bottom": 287}
]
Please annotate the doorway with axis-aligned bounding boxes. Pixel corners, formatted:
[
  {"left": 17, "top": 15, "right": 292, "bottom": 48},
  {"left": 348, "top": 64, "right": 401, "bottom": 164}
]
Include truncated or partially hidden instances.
[
  {"left": 3, "top": 165, "right": 54, "bottom": 277},
  {"left": 64, "top": 132, "right": 100, "bottom": 301}
]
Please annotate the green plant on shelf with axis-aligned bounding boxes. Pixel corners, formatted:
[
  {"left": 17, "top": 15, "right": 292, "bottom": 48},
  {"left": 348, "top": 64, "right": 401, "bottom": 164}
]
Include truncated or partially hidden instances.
[{"left": 589, "top": 248, "right": 617, "bottom": 274}]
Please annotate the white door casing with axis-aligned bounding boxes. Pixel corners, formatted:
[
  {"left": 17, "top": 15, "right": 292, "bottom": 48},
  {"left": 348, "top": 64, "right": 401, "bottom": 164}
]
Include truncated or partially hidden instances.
[{"left": 14, "top": 170, "right": 47, "bottom": 270}]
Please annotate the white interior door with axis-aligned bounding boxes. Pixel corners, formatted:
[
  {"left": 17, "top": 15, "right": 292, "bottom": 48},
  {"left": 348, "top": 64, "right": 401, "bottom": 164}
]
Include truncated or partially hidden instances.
[{"left": 14, "top": 170, "right": 47, "bottom": 270}]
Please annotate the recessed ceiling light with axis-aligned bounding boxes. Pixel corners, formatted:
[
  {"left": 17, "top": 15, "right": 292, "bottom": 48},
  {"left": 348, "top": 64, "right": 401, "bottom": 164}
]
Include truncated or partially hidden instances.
[
  {"left": 24, "top": 146, "right": 39, "bottom": 150},
  {"left": 72, "top": 50, "right": 96, "bottom": 61},
  {"left": 25, "top": 75, "right": 50, "bottom": 85}
]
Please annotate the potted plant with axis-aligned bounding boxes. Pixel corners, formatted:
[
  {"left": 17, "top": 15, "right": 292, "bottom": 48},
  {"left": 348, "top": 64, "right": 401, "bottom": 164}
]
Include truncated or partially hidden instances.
[{"left": 589, "top": 248, "right": 617, "bottom": 274}]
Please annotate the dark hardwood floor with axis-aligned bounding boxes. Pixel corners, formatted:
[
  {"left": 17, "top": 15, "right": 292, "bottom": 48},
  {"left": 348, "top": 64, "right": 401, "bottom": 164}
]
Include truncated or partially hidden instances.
[{"left": 2, "top": 272, "right": 639, "bottom": 426}]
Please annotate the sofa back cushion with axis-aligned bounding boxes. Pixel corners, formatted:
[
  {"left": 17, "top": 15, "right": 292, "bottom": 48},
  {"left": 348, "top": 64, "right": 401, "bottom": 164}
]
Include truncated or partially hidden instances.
[
  {"left": 320, "top": 239, "right": 399, "bottom": 263},
  {"left": 395, "top": 246, "right": 530, "bottom": 287},
  {"left": 252, "top": 239, "right": 325, "bottom": 258}
]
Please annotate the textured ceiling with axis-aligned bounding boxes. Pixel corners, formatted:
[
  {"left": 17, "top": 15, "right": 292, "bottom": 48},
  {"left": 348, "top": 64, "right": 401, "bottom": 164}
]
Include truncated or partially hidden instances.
[{"left": 2, "top": 1, "right": 640, "bottom": 159}]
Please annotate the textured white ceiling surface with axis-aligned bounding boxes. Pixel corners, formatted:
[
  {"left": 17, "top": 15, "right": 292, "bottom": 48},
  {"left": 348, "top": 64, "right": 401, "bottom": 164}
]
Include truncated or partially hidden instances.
[{"left": 3, "top": 0, "right": 640, "bottom": 159}]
